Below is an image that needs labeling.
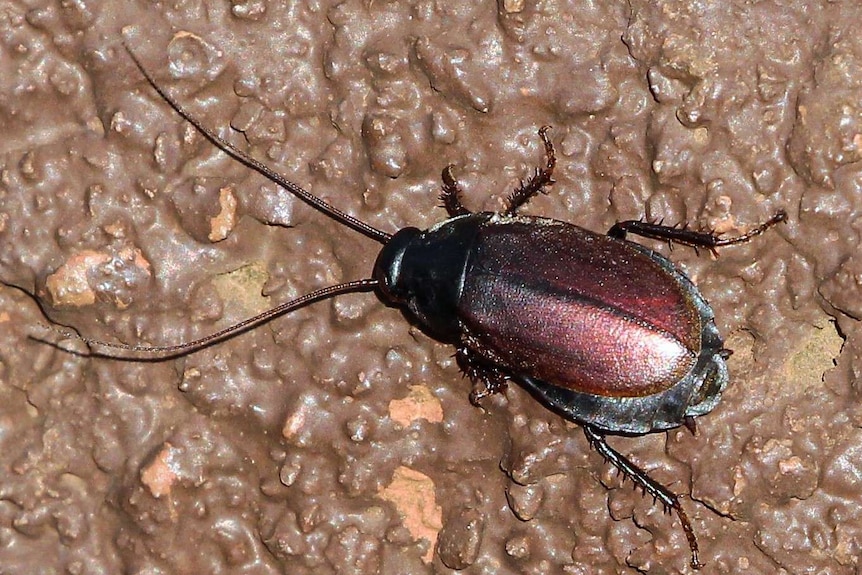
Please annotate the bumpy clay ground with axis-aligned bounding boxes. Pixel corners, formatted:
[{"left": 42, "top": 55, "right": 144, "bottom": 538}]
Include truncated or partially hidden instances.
[{"left": 1, "top": 0, "right": 859, "bottom": 573}]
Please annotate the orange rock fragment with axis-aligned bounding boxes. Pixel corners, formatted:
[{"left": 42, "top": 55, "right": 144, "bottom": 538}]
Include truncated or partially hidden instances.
[
  {"left": 141, "top": 442, "right": 180, "bottom": 498},
  {"left": 389, "top": 385, "right": 443, "bottom": 427},
  {"left": 45, "top": 250, "right": 111, "bottom": 307},
  {"left": 378, "top": 466, "right": 443, "bottom": 563}
]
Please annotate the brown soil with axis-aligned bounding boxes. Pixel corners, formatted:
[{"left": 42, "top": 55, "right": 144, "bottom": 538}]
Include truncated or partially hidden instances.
[{"left": 0, "top": 1, "right": 857, "bottom": 573}]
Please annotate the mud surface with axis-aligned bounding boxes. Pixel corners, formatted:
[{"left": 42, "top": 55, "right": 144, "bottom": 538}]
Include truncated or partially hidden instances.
[{"left": 0, "top": 0, "right": 858, "bottom": 573}]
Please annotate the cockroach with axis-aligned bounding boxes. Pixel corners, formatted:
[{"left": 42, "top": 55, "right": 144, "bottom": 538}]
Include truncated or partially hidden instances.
[{"left": 60, "top": 45, "right": 786, "bottom": 569}]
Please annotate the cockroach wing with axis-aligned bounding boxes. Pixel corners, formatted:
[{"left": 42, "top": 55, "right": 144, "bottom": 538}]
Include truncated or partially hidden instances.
[{"left": 458, "top": 215, "right": 703, "bottom": 398}]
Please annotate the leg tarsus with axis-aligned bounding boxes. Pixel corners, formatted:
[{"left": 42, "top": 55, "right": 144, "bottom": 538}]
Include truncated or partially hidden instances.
[
  {"left": 504, "top": 126, "right": 557, "bottom": 215},
  {"left": 583, "top": 425, "right": 703, "bottom": 570},
  {"left": 468, "top": 380, "right": 508, "bottom": 406},
  {"left": 711, "top": 209, "right": 787, "bottom": 246}
]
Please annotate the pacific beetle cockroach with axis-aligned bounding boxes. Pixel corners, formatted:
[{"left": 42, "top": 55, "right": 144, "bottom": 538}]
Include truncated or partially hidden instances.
[{"left": 60, "top": 45, "right": 786, "bottom": 569}]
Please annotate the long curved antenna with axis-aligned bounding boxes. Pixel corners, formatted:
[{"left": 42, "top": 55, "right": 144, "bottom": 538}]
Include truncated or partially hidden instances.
[
  {"left": 49, "top": 278, "right": 378, "bottom": 359},
  {"left": 124, "top": 41, "right": 392, "bottom": 245}
]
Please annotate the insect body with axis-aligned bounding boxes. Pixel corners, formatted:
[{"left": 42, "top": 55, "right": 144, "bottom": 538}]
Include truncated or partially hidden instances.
[
  {"left": 84, "top": 46, "right": 786, "bottom": 570},
  {"left": 376, "top": 205, "right": 730, "bottom": 435}
]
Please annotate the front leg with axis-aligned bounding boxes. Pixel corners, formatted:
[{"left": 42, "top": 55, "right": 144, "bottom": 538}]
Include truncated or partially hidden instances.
[
  {"left": 503, "top": 126, "right": 557, "bottom": 216},
  {"left": 440, "top": 166, "right": 472, "bottom": 217}
]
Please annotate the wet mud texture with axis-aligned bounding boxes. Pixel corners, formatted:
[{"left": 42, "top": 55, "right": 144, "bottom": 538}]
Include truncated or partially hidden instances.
[{"left": 0, "top": 0, "right": 857, "bottom": 573}]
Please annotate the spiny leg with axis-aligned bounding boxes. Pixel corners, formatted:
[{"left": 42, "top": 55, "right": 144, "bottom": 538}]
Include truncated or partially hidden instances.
[
  {"left": 455, "top": 347, "right": 509, "bottom": 406},
  {"left": 440, "top": 166, "right": 472, "bottom": 217},
  {"left": 583, "top": 424, "right": 702, "bottom": 570},
  {"left": 608, "top": 211, "right": 786, "bottom": 254},
  {"left": 503, "top": 126, "right": 557, "bottom": 216}
]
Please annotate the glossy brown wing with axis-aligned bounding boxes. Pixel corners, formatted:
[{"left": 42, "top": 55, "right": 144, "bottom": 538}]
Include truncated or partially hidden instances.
[{"left": 458, "top": 216, "right": 702, "bottom": 397}]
